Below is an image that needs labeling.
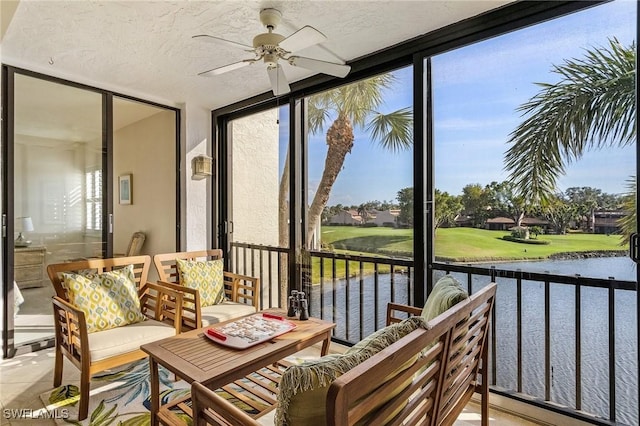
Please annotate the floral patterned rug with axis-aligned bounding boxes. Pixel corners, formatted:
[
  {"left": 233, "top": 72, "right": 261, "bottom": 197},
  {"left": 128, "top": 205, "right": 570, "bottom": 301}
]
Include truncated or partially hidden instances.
[{"left": 39, "top": 359, "right": 190, "bottom": 425}]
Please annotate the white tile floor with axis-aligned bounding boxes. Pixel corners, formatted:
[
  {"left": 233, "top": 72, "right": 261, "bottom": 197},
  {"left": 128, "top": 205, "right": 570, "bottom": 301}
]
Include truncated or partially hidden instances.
[{"left": 0, "top": 346, "right": 541, "bottom": 426}]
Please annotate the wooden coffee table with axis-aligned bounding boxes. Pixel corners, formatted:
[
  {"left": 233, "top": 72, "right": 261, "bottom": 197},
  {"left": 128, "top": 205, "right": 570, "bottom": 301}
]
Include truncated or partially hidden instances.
[{"left": 140, "top": 311, "right": 335, "bottom": 426}]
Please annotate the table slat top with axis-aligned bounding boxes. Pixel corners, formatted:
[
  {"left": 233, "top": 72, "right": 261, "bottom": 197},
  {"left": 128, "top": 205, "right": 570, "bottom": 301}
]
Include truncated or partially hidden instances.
[{"left": 141, "top": 311, "right": 335, "bottom": 386}]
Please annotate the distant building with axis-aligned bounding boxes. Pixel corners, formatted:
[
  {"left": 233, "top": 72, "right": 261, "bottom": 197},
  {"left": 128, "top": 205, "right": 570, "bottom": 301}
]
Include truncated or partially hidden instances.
[
  {"left": 521, "top": 217, "right": 550, "bottom": 230},
  {"left": 370, "top": 209, "right": 400, "bottom": 227},
  {"left": 328, "top": 209, "right": 363, "bottom": 225},
  {"left": 454, "top": 214, "right": 474, "bottom": 227},
  {"left": 485, "top": 216, "right": 550, "bottom": 231},
  {"left": 485, "top": 217, "right": 515, "bottom": 231},
  {"left": 593, "top": 210, "right": 626, "bottom": 234}
]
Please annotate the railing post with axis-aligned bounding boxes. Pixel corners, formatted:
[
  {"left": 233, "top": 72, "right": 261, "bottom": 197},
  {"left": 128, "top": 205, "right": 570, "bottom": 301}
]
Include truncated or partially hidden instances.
[
  {"left": 517, "top": 274, "right": 522, "bottom": 393},
  {"left": 544, "top": 279, "right": 551, "bottom": 402},
  {"left": 575, "top": 283, "right": 582, "bottom": 411},
  {"left": 608, "top": 284, "right": 616, "bottom": 423}
]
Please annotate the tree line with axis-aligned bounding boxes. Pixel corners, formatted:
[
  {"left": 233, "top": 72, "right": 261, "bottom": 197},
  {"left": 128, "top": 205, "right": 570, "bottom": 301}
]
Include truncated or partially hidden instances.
[
  {"left": 323, "top": 183, "right": 628, "bottom": 236},
  {"left": 436, "top": 183, "right": 627, "bottom": 234}
]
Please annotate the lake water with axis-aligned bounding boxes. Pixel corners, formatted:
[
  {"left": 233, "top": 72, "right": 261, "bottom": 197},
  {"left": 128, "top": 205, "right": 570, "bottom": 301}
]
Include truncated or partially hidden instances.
[{"left": 308, "top": 256, "right": 638, "bottom": 425}]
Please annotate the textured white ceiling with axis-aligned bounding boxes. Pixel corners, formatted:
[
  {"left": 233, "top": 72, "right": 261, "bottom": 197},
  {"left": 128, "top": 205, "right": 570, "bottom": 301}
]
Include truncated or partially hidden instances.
[{"left": 2, "top": 0, "right": 513, "bottom": 110}]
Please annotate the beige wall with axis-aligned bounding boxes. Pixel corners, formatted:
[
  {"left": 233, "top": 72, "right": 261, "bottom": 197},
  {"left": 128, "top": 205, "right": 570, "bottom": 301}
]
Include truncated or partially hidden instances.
[
  {"left": 231, "top": 109, "right": 280, "bottom": 247},
  {"left": 113, "top": 107, "right": 176, "bottom": 280},
  {"left": 184, "top": 103, "right": 210, "bottom": 251}
]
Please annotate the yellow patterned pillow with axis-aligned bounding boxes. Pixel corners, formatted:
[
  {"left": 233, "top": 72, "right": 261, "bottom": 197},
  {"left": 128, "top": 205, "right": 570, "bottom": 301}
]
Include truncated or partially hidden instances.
[
  {"left": 176, "top": 258, "right": 225, "bottom": 307},
  {"left": 62, "top": 264, "right": 146, "bottom": 333}
]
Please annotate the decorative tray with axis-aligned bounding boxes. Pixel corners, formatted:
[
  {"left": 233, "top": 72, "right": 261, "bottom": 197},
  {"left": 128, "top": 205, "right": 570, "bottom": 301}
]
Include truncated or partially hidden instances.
[{"left": 204, "top": 313, "right": 297, "bottom": 349}]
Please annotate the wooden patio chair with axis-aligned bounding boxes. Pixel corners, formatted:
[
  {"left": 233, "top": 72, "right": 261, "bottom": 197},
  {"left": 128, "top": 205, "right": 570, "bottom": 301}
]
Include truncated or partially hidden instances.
[
  {"left": 47, "top": 255, "right": 184, "bottom": 421},
  {"left": 153, "top": 249, "right": 260, "bottom": 330}
]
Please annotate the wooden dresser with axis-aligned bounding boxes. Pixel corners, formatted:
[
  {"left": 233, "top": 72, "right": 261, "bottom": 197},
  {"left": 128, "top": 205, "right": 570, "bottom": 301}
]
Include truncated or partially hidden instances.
[{"left": 15, "top": 246, "right": 46, "bottom": 289}]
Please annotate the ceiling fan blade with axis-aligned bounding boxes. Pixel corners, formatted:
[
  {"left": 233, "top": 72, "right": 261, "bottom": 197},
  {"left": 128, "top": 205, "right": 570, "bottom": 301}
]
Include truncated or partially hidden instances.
[
  {"left": 192, "top": 34, "right": 253, "bottom": 51},
  {"left": 198, "top": 60, "right": 254, "bottom": 76},
  {"left": 289, "top": 56, "right": 351, "bottom": 78},
  {"left": 279, "top": 26, "right": 326, "bottom": 52},
  {"left": 267, "top": 65, "right": 291, "bottom": 96}
]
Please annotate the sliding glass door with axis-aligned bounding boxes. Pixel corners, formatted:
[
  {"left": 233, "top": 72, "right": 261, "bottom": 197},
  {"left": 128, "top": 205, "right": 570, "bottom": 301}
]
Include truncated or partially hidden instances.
[
  {"left": 225, "top": 105, "right": 290, "bottom": 309},
  {"left": 2, "top": 69, "right": 180, "bottom": 358},
  {"left": 4, "top": 73, "right": 105, "bottom": 355}
]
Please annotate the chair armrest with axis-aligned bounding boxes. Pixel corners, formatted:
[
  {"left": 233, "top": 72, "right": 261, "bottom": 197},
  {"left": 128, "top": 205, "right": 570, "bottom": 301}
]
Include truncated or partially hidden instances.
[
  {"left": 52, "top": 296, "right": 90, "bottom": 365},
  {"left": 191, "top": 382, "right": 261, "bottom": 426},
  {"left": 223, "top": 272, "right": 260, "bottom": 311},
  {"left": 140, "top": 281, "right": 184, "bottom": 333},
  {"left": 386, "top": 302, "right": 423, "bottom": 325},
  {"left": 155, "top": 280, "right": 201, "bottom": 331}
]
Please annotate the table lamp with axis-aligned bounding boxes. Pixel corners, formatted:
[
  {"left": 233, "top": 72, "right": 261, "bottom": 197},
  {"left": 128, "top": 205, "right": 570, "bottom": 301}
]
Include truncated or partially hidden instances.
[{"left": 15, "top": 216, "right": 34, "bottom": 247}]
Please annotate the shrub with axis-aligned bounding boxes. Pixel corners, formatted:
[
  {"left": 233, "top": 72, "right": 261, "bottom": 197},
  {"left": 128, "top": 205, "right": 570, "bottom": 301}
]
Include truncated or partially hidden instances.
[
  {"left": 529, "top": 226, "right": 543, "bottom": 238},
  {"left": 502, "top": 235, "right": 550, "bottom": 245},
  {"left": 510, "top": 226, "right": 529, "bottom": 239}
]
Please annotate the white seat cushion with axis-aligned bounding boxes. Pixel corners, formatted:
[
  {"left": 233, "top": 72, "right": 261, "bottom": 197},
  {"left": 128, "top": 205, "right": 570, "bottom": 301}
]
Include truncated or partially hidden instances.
[
  {"left": 88, "top": 319, "right": 176, "bottom": 362},
  {"left": 201, "top": 301, "right": 256, "bottom": 326},
  {"left": 257, "top": 409, "right": 275, "bottom": 425}
]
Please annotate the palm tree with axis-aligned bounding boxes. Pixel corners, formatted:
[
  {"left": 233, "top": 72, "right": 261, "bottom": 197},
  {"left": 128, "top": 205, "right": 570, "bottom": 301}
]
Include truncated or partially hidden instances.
[
  {"left": 504, "top": 38, "right": 636, "bottom": 242},
  {"left": 303, "top": 73, "right": 413, "bottom": 246},
  {"left": 276, "top": 72, "right": 412, "bottom": 304}
]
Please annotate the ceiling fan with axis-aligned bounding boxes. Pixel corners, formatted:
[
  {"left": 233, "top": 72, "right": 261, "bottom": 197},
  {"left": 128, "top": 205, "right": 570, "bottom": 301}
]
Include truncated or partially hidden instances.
[{"left": 193, "top": 8, "right": 351, "bottom": 96}]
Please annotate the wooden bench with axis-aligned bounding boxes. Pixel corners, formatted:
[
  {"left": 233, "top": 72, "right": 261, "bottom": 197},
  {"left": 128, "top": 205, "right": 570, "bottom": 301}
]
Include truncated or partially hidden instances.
[
  {"left": 153, "top": 250, "right": 260, "bottom": 330},
  {"left": 47, "top": 255, "right": 184, "bottom": 421},
  {"left": 188, "top": 282, "right": 497, "bottom": 426}
]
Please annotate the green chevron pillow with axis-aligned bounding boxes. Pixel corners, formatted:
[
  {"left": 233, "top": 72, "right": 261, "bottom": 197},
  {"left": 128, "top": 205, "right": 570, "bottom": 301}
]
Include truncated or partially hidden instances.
[
  {"left": 62, "top": 264, "right": 146, "bottom": 333},
  {"left": 422, "top": 275, "right": 469, "bottom": 322},
  {"left": 176, "top": 258, "right": 226, "bottom": 307}
]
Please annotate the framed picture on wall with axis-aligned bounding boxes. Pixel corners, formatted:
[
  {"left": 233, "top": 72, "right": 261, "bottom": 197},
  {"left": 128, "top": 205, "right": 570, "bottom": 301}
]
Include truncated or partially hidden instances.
[{"left": 119, "top": 174, "right": 132, "bottom": 205}]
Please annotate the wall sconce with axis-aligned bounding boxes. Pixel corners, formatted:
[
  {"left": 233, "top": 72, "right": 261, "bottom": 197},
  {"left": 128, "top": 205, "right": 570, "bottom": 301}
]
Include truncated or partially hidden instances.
[{"left": 192, "top": 155, "right": 213, "bottom": 180}]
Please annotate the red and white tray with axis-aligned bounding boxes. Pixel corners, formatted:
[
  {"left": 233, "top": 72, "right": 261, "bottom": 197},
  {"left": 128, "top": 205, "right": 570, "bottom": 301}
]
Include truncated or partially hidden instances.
[{"left": 204, "top": 313, "right": 297, "bottom": 349}]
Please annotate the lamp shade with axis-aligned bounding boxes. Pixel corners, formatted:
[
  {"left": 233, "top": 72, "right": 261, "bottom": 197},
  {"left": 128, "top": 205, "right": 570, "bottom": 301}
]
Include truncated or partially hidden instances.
[{"left": 20, "top": 217, "right": 34, "bottom": 232}]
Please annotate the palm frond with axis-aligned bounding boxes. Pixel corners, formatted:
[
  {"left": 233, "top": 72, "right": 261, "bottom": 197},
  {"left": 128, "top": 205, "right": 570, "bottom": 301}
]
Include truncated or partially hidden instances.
[
  {"left": 504, "top": 38, "right": 636, "bottom": 202},
  {"left": 339, "top": 73, "right": 396, "bottom": 126},
  {"left": 618, "top": 175, "right": 636, "bottom": 246},
  {"left": 307, "top": 73, "right": 397, "bottom": 132},
  {"left": 366, "top": 107, "right": 413, "bottom": 152},
  {"left": 306, "top": 97, "right": 332, "bottom": 135}
]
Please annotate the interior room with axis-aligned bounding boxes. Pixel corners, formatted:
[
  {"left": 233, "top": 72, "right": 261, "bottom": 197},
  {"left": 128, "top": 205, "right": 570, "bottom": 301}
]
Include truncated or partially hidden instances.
[{"left": 0, "top": 1, "right": 638, "bottom": 426}]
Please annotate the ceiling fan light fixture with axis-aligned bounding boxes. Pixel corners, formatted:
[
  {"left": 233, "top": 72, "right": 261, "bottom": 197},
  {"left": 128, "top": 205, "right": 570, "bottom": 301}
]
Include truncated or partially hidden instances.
[
  {"left": 263, "top": 52, "right": 279, "bottom": 67},
  {"left": 252, "top": 32, "right": 285, "bottom": 49}
]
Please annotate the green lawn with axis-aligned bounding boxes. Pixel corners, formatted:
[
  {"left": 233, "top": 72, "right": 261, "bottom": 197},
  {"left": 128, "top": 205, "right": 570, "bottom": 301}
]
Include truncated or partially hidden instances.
[
  {"left": 320, "top": 225, "right": 626, "bottom": 263},
  {"left": 321, "top": 226, "right": 413, "bottom": 256}
]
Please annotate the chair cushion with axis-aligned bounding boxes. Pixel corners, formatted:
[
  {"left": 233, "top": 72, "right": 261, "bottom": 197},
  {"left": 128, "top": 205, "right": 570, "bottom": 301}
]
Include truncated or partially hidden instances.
[
  {"left": 176, "top": 258, "right": 225, "bottom": 307},
  {"left": 87, "top": 319, "right": 176, "bottom": 362},
  {"left": 200, "top": 301, "right": 257, "bottom": 326},
  {"left": 422, "top": 275, "right": 469, "bottom": 322},
  {"left": 63, "top": 264, "right": 146, "bottom": 333},
  {"left": 275, "top": 316, "right": 426, "bottom": 426}
]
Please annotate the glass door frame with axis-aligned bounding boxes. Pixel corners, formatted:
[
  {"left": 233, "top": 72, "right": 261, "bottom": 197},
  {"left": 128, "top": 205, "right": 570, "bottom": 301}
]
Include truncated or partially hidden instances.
[
  {"left": 214, "top": 100, "right": 303, "bottom": 299},
  {"left": 1, "top": 65, "right": 182, "bottom": 358}
]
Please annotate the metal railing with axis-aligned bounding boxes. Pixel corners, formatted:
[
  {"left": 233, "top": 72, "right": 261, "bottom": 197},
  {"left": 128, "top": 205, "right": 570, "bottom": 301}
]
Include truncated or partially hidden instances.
[
  {"left": 433, "top": 261, "right": 637, "bottom": 426},
  {"left": 228, "top": 241, "right": 288, "bottom": 310},
  {"left": 228, "top": 242, "right": 638, "bottom": 426}
]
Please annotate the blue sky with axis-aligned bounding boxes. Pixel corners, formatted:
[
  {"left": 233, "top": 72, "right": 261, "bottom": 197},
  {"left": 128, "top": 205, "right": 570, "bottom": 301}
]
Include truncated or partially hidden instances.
[{"left": 286, "top": 0, "right": 636, "bottom": 206}]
